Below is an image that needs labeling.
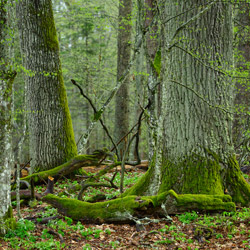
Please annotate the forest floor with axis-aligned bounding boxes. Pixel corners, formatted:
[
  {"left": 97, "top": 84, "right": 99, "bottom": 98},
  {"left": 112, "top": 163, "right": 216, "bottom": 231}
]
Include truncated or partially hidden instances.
[{"left": 1, "top": 164, "right": 250, "bottom": 249}]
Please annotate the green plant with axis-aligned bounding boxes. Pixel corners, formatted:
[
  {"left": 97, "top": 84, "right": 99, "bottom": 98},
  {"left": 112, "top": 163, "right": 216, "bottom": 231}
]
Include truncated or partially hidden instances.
[
  {"left": 216, "top": 233, "right": 223, "bottom": 239},
  {"left": 35, "top": 239, "right": 65, "bottom": 249},
  {"left": 5, "top": 219, "right": 35, "bottom": 239},
  {"left": 65, "top": 216, "right": 73, "bottom": 225},
  {"left": 178, "top": 211, "right": 198, "bottom": 224},
  {"left": 82, "top": 244, "right": 92, "bottom": 250},
  {"left": 41, "top": 229, "right": 53, "bottom": 239},
  {"left": 109, "top": 240, "right": 120, "bottom": 249},
  {"left": 155, "top": 239, "right": 174, "bottom": 244}
]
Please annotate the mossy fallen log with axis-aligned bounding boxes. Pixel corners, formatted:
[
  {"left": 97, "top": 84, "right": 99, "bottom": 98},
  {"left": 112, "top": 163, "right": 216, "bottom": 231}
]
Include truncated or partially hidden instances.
[
  {"left": 21, "top": 150, "right": 108, "bottom": 184},
  {"left": 43, "top": 190, "right": 236, "bottom": 223}
]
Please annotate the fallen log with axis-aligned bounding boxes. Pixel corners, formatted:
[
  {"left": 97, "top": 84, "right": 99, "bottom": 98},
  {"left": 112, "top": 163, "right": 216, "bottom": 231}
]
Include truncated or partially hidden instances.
[
  {"left": 21, "top": 150, "right": 109, "bottom": 185},
  {"left": 43, "top": 190, "right": 236, "bottom": 223},
  {"left": 11, "top": 190, "right": 42, "bottom": 201}
]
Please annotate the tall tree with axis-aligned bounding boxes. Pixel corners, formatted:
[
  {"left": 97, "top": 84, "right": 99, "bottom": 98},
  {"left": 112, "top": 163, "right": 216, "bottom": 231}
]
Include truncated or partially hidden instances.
[
  {"left": 124, "top": 1, "right": 250, "bottom": 205},
  {"left": 0, "top": 0, "right": 16, "bottom": 234},
  {"left": 144, "top": 0, "right": 162, "bottom": 193},
  {"left": 16, "top": 0, "right": 77, "bottom": 171},
  {"left": 114, "top": 0, "right": 132, "bottom": 159}
]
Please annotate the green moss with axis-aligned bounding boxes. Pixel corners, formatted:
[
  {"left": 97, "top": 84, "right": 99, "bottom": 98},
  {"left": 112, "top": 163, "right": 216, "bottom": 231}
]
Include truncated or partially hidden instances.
[
  {"left": 226, "top": 155, "right": 250, "bottom": 206},
  {"left": 93, "top": 110, "right": 103, "bottom": 122},
  {"left": 176, "top": 193, "right": 235, "bottom": 212},
  {"left": 21, "top": 154, "right": 95, "bottom": 184},
  {"left": 153, "top": 49, "right": 161, "bottom": 76},
  {"left": 0, "top": 206, "right": 16, "bottom": 236},
  {"left": 149, "top": 190, "right": 235, "bottom": 213},
  {"left": 41, "top": 1, "right": 59, "bottom": 52},
  {"left": 30, "top": 0, "right": 78, "bottom": 166},
  {"left": 120, "top": 166, "right": 153, "bottom": 197},
  {"left": 43, "top": 191, "right": 235, "bottom": 222},
  {"left": 159, "top": 153, "right": 224, "bottom": 195},
  {"left": 43, "top": 194, "right": 154, "bottom": 222},
  {"left": 57, "top": 71, "right": 78, "bottom": 163}
]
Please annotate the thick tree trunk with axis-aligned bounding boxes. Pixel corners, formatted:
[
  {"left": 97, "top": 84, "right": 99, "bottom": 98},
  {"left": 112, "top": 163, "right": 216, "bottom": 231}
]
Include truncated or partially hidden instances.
[
  {"left": 0, "top": 0, "right": 16, "bottom": 235},
  {"left": 123, "top": 1, "right": 250, "bottom": 206},
  {"left": 16, "top": 0, "right": 77, "bottom": 171},
  {"left": 114, "top": 0, "right": 132, "bottom": 159}
]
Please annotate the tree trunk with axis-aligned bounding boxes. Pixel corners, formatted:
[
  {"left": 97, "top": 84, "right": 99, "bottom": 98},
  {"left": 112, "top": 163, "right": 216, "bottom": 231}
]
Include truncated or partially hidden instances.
[
  {"left": 144, "top": 0, "right": 162, "bottom": 195},
  {"left": 42, "top": 2, "right": 250, "bottom": 223},
  {"left": 16, "top": 0, "right": 77, "bottom": 171},
  {"left": 0, "top": 0, "right": 16, "bottom": 235},
  {"left": 114, "top": 0, "right": 132, "bottom": 159},
  {"left": 123, "top": 1, "right": 250, "bottom": 206},
  {"left": 233, "top": 3, "right": 250, "bottom": 166}
]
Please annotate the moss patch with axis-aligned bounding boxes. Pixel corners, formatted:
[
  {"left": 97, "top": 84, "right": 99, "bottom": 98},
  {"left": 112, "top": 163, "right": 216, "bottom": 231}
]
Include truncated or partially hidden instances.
[
  {"left": 0, "top": 206, "right": 16, "bottom": 236},
  {"left": 159, "top": 153, "right": 224, "bottom": 195},
  {"left": 43, "top": 194, "right": 155, "bottom": 222},
  {"left": 43, "top": 190, "right": 235, "bottom": 222},
  {"left": 226, "top": 155, "right": 250, "bottom": 206},
  {"left": 21, "top": 154, "right": 103, "bottom": 184}
]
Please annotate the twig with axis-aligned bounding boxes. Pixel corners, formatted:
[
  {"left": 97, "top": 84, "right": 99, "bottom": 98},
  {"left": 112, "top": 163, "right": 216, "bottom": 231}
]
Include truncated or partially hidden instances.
[{"left": 71, "top": 79, "right": 118, "bottom": 156}]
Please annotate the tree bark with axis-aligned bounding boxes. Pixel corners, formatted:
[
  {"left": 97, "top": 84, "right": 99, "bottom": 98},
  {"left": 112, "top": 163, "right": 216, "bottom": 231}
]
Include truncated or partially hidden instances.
[
  {"left": 233, "top": 3, "right": 250, "bottom": 166},
  {"left": 114, "top": 0, "right": 132, "bottom": 159},
  {"left": 0, "top": 0, "right": 16, "bottom": 235},
  {"left": 16, "top": 0, "right": 77, "bottom": 171},
  {"left": 42, "top": 2, "right": 250, "bottom": 222},
  {"left": 123, "top": 1, "right": 250, "bottom": 206},
  {"left": 144, "top": 0, "right": 162, "bottom": 195}
]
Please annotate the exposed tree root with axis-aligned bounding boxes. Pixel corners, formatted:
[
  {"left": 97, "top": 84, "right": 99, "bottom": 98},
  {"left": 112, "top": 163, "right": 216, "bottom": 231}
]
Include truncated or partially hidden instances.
[
  {"left": 21, "top": 150, "right": 109, "bottom": 184},
  {"left": 43, "top": 190, "right": 235, "bottom": 223}
]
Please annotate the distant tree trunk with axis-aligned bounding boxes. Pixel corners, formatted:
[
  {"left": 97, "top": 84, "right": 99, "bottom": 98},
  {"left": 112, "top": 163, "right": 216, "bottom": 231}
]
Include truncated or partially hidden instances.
[
  {"left": 0, "top": 0, "right": 16, "bottom": 235},
  {"left": 16, "top": 0, "right": 77, "bottom": 171},
  {"left": 114, "top": 0, "right": 132, "bottom": 159},
  {"left": 233, "top": 3, "right": 250, "bottom": 166},
  {"left": 144, "top": 0, "right": 161, "bottom": 194}
]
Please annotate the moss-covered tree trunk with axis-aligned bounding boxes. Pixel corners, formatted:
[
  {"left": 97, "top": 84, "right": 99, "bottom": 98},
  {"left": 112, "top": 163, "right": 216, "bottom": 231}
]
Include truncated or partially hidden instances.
[
  {"left": 123, "top": 1, "right": 250, "bottom": 205},
  {"left": 0, "top": 0, "right": 16, "bottom": 234},
  {"left": 16, "top": 0, "right": 77, "bottom": 171}
]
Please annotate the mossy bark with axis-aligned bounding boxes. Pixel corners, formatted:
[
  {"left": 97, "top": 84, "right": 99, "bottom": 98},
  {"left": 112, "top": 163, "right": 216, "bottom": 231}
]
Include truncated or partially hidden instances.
[
  {"left": 16, "top": 0, "right": 77, "bottom": 171},
  {"left": 0, "top": 0, "right": 16, "bottom": 235},
  {"left": 0, "top": 207, "right": 16, "bottom": 236},
  {"left": 43, "top": 190, "right": 235, "bottom": 222},
  {"left": 122, "top": 154, "right": 250, "bottom": 206},
  {"left": 20, "top": 151, "right": 107, "bottom": 184}
]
